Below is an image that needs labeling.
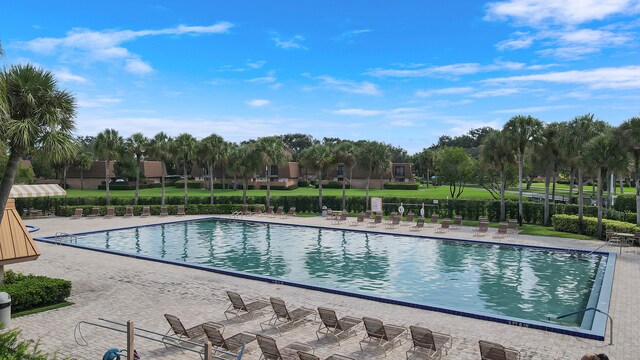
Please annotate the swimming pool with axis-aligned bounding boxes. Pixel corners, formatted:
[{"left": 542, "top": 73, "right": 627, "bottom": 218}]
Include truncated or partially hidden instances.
[{"left": 49, "top": 218, "right": 614, "bottom": 339}]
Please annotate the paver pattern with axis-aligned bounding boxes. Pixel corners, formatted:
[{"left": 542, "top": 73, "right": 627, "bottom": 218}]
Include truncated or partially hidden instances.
[{"left": 10, "top": 214, "right": 639, "bottom": 359}]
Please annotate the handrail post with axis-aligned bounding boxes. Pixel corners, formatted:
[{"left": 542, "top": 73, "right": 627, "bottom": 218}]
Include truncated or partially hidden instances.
[
  {"left": 204, "top": 341, "right": 212, "bottom": 360},
  {"left": 127, "top": 320, "right": 134, "bottom": 360}
]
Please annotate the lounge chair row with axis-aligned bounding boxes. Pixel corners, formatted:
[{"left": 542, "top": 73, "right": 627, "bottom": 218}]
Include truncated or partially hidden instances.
[
  {"left": 241, "top": 205, "right": 297, "bottom": 218},
  {"left": 71, "top": 205, "right": 186, "bottom": 219}
]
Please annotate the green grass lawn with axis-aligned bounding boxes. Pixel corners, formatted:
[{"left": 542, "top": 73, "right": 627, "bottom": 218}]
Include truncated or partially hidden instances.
[
  {"left": 65, "top": 185, "right": 516, "bottom": 200},
  {"left": 508, "top": 182, "right": 633, "bottom": 195}
]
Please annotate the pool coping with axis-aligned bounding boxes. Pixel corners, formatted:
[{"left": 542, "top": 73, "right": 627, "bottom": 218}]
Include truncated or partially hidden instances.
[{"left": 35, "top": 215, "right": 615, "bottom": 341}]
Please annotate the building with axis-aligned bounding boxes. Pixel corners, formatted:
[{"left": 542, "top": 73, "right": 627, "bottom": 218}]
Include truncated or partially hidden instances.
[{"left": 325, "top": 162, "right": 414, "bottom": 189}]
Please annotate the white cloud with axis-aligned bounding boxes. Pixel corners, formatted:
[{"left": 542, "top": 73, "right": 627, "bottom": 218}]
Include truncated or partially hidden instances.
[
  {"left": 484, "top": 66, "right": 640, "bottom": 89},
  {"left": 246, "top": 99, "right": 271, "bottom": 108},
  {"left": 415, "top": 87, "right": 474, "bottom": 97},
  {"left": 336, "top": 29, "right": 372, "bottom": 42},
  {"left": 471, "top": 88, "right": 523, "bottom": 97},
  {"left": 366, "top": 61, "right": 544, "bottom": 78},
  {"left": 272, "top": 35, "right": 307, "bottom": 50},
  {"left": 485, "top": 0, "right": 640, "bottom": 26},
  {"left": 247, "top": 71, "right": 277, "bottom": 84},
  {"left": 389, "top": 120, "right": 415, "bottom": 127},
  {"left": 305, "top": 74, "right": 382, "bottom": 96},
  {"left": 54, "top": 68, "right": 87, "bottom": 83},
  {"left": 77, "top": 96, "right": 122, "bottom": 108},
  {"left": 332, "top": 108, "right": 383, "bottom": 116},
  {"left": 496, "top": 32, "right": 535, "bottom": 50},
  {"left": 246, "top": 60, "right": 266, "bottom": 69},
  {"left": 491, "top": 105, "right": 575, "bottom": 114},
  {"left": 16, "top": 22, "right": 232, "bottom": 74}
]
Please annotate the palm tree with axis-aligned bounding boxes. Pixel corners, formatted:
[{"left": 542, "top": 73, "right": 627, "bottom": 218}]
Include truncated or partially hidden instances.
[
  {"left": 171, "top": 133, "right": 198, "bottom": 205},
  {"left": 415, "top": 148, "right": 435, "bottom": 187},
  {"left": 228, "top": 143, "right": 261, "bottom": 204},
  {"left": 126, "top": 132, "right": 149, "bottom": 205},
  {"left": 533, "top": 123, "right": 561, "bottom": 226},
  {"left": 198, "top": 133, "right": 226, "bottom": 204},
  {"left": 619, "top": 117, "right": 640, "bottom": 225},
  {"left": 0, "top": 64, "right": 76, "bottom": 222},
  {"left": 300, "top": 144, "right": 334, "bottom": 210},
  {"left": 582, "top": 131, "right": 627, "bottom": 238},
  {"left": 94, "top": 129, "right": 123, "bottom": 205},
  {"left": 563, "top": 114, "right": 606, "bottom": 233},
  {"left": 333, "top": 141, "right": 357, "bottom": 211},
  {"left": 356, "top": 141, "right": 391, "bottom": 211},
  {"left": 255, "top": 136, "right": 291, "bottom": 208},
  {"left": 74, "top": 151, "right": 93, "bottom": 191},
  {"left": 479, "top": 131, "right": 515, "bottom": 221},
  {"left": 148, "top": 132, "right": 171, "bottom": 205},
  {"left": 502, "top": 115, "right": 543, "bottom": 225}
]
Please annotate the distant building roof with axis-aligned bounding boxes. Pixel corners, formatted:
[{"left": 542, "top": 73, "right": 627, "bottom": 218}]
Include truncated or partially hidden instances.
[
  {"left": 67, "top": 160, "right": 115, "bottom": 178},
  {"left": 140, "top": 161, "right": 166, "bottom": 178}
]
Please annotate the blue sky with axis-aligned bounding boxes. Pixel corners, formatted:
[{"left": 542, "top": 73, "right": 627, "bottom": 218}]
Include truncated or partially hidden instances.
[{"left": 2, "top": 1, "right": 640, "bottom": 153}]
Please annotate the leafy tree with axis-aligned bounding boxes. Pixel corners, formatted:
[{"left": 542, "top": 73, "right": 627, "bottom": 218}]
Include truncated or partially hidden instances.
[
  {"left": 255, "top": 136, "right": 291, "bottom": 208},
  {"left": 387, "top": 144, "right": 411, "bottom": 163},
  {"left": 277, "top": 133, "right": 317, "bottom": 161},
  {"left": 414, "top": 148, "right": 435, "bottom": 187},
  {"left": 171, "top": 133, "right": 198, "bottom": 205},
  {"left": 198, "top": 133, "right": 226, "bottom": 204},
  {"left": 14, "top": 165, "right": 35, "bottom": 184},
  {"left": 300, "top": 144, "right": 334, "bottom": 210},
  {"left": 126, "top": 132, "right": 149, "bottom": 205},
  {"left": 503, "top": 115, "right": 543, "bottom": 225},
  {"left": 0, "top": 64, "right": 76, "bottom": 222},
  {"left": 582, "top": 131, "right": 628, "bottom": 238},
  {"left": 431, "top": 127, "right": 494, "bottom": 158},
  {"left": 74, "top": 151, "right": 93, "bottom": 190},
  {"left": 30, "top": 154, "right": 56, "bottom": 179},
  {"left": 479, "top": 131, "right": 515, "bottom": 221},
  {"left": 148, "top": 132, "right": 171, "bottom": 205},
  {"left": 434, "top": 146, "right": 476, "bottom": 199},
  {"left": 333, "top": 141, "right": 357, "bottom": 211},
  {"left": 228, "top": 143, "right": 261, "bottom": 204},
  {"left": 619, "top": 117, "right": 640, "bottom": 225},
  {"left": 356, "top": 141, "right": 391, "bottom": 210},
  {"left": 94, "top": 129, "right": 123, "bottom": 205}
]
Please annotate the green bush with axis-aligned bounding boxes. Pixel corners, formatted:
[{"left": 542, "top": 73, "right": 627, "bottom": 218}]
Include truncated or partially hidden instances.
[
  {"left": 319, "top": 181, "right": 349, "bottom": 189},
  {"left": 0, "top": 271, "right": 71, "bottom": 313},
  {"left": 97, "top": 183, "right": 148, "bottom": 190},
  {"left": 175, "top": 180, "right": 204, "bottom": 189},
  {"left": 297, "top": 180, "right": 310, "bottom": 187},
  {"left": 383, "top": 183, "right": 419, "bottom": 190},
  {"left": 259, "top": 184, "right": 298, "bottom": 190},
  {"left": 614, "top": 194, "right": 636, "bottom": 212},
  {"left": 552, "top": 214, "right": 640, "bottom": 239},
  {"left": 0, "top": 327, "right": 53, "bottom": 359}
]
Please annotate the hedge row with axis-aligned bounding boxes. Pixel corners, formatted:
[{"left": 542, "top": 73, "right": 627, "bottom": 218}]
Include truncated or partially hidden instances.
[
  {"left": 54, "top": 204, "right": 256, "bottom": 217},
  {"left": 552, "top": 214, "right": 640, "bottom": 240},
  {"left": 97, "top": 183, "right": 161, "bottom": 190},
  {"left": 175, "top": 180, "right": 204, "bottom": 189},
  {"left": 0, "top": 271, "right": 71, "bottom": 313},
  {"left": 319, "top": 181, "right": 351, "bottom": 189},
  {"left": 383, "top": 183, "right": 420, "bottom": 190}
]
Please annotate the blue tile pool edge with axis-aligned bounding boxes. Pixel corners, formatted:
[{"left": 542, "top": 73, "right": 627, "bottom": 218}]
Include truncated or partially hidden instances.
[{"left": 33, "top": 217, "right": 615, "bottom": 341}]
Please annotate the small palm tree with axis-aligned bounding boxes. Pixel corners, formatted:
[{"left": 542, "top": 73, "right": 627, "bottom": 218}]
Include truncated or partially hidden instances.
[
  {"left": 415, "top": 148, "right": 435, "bottom": 188},
  {"left": 74, "top": 151, "right": 93, "bottom": 191},
  {"left": 228, "top": 143, "right": 261, "bottom": 204},
  {"left": 148, "top": 132, "right": 171, "bottom": 205},
  {"left": 479, "top": 131, "right": 515, "bottom": 221},
  {"left": 256, "top": 137, "right": 291, "bottom": 208},
  {"left": 300, "top": 144, "right": 334, "bottom": 210},
  {"left": 171, "top": 133, "right": 198, "bottom": 205},
  {"left": 0, "top": 64, "right": 76, "bottom": 221},
  {"left": 619, "top": 117, "right": 640, "bottom": 225},
  {"left": 333, "top": 141, "right": 357, "bottom": 211},
  {"left": 356, "top": 141, "right": 391, "bottom": 211},
  {"left": 94, "top": 129, "right": 123, "bottom": 205},
  {"left": 503, "top": 115, "right": 543, "bottom": 225},
  {"left": 198, "top": 134, "right": 226, "bottom": 204},
  {"left": 126, "top": 132, "right": 149, "bottom": 205}
]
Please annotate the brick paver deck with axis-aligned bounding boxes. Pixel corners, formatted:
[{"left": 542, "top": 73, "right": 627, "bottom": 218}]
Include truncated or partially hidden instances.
[{"left": 10, "top": 214, "right": 639, "bottom": 359}]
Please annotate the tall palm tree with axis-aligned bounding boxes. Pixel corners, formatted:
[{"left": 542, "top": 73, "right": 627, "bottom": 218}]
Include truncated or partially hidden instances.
[
  {"left": 563, "top": 114, "right": 606, "bottom": 233},
  {"left": 219, "top": 141, "right": 230, "bottom": 190},
  {"left": 582, "top": 131, "right": 627, "bottom": 238},
  {"left": 148, "top": 132, "right": 171, "bottom": 205},
  {"left": 171, "top": 133, "right": 198, "bottom": 205},
  {"left": 255, "top": 136, "right": 291, "bottom": 208},
  {"left": 228, "top": 143, "right": 260, "bottom": 204},
  {"left": 198, "top": 133, "right": 226, "bottom": 204},
  {"left": 74, "top": 151, "right": 93, "bottom": 191},
  {"left": 0, "top": 64, "right": 76, "bottom": 222},
  {"left": 479, "top": 131, "right": 515, "bottom": 221},
  {"left": 356, "top": 141, "right": 391, "bottom": 211},
  {"left": 126, "top": 132, "right": 149, "bottom": 205},
  {"left": 502, "top": 115, "right": 543, "bottom": 225},
  {"left": 619, "top": 117, "right": 640, "bottom": 225},
  {"left": 533, "top": 123, "right": 561, "bottom": 226},
  {"left": 300, "top": 144, "right": 334, "bottom": 210},
  {"left": 94, "top": 129, "right": 123, "bottom": 205},
  {"left": 415, "top": 148, "right": 435, "bottom": 187},
  {"left": 333, "top": 141, "right": 357, "bottom": 211}
]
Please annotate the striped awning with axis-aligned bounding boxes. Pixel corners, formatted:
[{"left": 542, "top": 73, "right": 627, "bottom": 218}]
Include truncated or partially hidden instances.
[{"left": 10, "top": 184, "right": 67, "bottom": 198}]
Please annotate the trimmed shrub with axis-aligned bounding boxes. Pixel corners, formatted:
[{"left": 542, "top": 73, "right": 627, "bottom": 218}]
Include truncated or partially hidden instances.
[
  {"left": 614, "top": 194, "right": 636, "bottom": 212},
  {"left": 259, "top": 184, "right": 298, "bottom": 190},
  {"left": 0, "top": 271, "right": 71, "bottom": 313},
  {"left": 175, "top": 180, "right": 204, "bottom": 189},
  {"left": 552, "top": 214, "right": 640, "bottom": 239},
  {"left": 297, "top": 180, "right": 310, "bottom": 188},
  {"left": 383, "top": 183, "right": 419, "bottom": 190},
  {"left": 97, "top": 183, "right": 148, "bottom": 190},
  {"left": 319, "top": 181, "right": 350, "bottom": 189}
]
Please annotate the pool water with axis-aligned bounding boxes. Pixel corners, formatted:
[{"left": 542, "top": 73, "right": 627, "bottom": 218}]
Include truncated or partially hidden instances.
[{"left": 72, "top": 219, "right": 607, "bottom": 329}]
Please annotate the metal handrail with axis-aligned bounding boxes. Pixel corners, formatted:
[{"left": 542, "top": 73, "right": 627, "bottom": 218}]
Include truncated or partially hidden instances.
[
  {"left": 74, "top": 318, "right": 244, "bottom": 359},
  {"left": 556, "top": 307, "right": 613, "bottom": 345},
  {"left": 54, "top": 232, "right": 77, "bottom": 245}
]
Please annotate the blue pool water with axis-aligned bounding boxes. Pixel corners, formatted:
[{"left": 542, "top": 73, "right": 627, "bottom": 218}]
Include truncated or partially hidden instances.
[{"left": 69, "top": 219, "right": 609, "bottom": 331}]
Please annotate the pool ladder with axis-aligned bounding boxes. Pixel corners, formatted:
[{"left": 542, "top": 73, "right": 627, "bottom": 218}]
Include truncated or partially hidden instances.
[
  {"left": 231, "top": 211, "right": 243, "bottom": 220},
  {"left": 555, "top": 307, "right": 613, "bottom": 345},
  {"left": 54, "top": 232, "right": 77, "bottom": 245}
]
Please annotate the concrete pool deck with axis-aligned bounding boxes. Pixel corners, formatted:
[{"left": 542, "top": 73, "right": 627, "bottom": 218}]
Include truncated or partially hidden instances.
[{"left": 9, "top": 214, "right": 640, "bottom": 359}]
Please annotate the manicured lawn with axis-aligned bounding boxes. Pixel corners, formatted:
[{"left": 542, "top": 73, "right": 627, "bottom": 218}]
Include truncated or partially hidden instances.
[
  {"left": 508, "top": 182, "right": 633, "bottom": 195},
  {"left": 65, "top": 186, "right": 516, "bottom": 200},
  {"left": 12, "top": 301, "right": 74, "bottom": 318},
  {"left": 461, "top": 220, "right": 595, "bottom": 240}
]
